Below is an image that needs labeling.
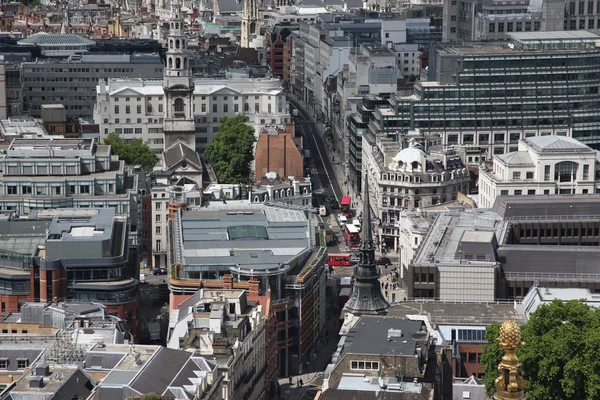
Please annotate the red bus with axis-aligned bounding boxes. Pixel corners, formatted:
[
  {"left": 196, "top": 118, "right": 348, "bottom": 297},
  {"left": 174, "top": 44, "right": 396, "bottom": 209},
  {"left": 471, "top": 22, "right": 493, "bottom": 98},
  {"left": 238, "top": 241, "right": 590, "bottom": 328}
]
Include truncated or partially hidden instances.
[
  {"left": 328, "top": 254, "right": 352, "bottom": 267},
  {"left": 343, "top": 224, "right": 360, "bottom": 248},
  {"left": 340, "top": 196, "right": 351, "bottom": 216}
]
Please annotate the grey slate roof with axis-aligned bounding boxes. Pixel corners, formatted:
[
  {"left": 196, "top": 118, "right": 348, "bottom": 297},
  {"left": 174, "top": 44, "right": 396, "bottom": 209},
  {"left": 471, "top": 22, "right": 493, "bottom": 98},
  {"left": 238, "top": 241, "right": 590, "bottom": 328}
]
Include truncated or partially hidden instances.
[
  {"left": 129, "top": 347, "right": 191, "bottom": 396},
  {"left": 164, "top": 141, "right": 202, "bottom": 170}
]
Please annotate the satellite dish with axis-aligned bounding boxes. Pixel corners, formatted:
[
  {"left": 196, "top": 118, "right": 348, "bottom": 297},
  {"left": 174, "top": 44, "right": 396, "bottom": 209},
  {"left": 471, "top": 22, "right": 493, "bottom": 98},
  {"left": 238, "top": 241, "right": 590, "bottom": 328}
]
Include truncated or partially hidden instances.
[{"left": 266, "top": 172, "right": 277, "bottom": 183}]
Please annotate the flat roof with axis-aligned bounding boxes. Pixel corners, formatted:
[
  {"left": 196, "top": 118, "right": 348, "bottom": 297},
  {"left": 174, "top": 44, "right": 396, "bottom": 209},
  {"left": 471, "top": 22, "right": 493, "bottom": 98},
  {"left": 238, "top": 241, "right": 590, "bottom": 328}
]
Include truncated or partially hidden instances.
[
  {"left": 508, "top": 30, "right": 600, "bottom": 41},
  {"left": 388, "top": 301, "right": 527, "bottom": 325},
  {"left": 345, "top": 316, "right": 424, "bottom": 356},
  {"left": 412, "top": 210, "right": 507, "bottom": 266},
  {"left": 177, "top": 204, "right": 310, "bottom": 271},
  {"left": 492, "top": 195, "right": 600, "bottom": 219}
]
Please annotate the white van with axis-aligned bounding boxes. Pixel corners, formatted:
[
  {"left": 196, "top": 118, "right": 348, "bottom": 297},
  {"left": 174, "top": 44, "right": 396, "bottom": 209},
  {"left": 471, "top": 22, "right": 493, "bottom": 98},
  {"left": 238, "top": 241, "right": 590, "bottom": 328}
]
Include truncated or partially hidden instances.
[
  {"left": 339, "top": 215, "right": 348, "bottom": 224},
  {"left": 352, "top": 219, "right": 361, "bottom": 232}
]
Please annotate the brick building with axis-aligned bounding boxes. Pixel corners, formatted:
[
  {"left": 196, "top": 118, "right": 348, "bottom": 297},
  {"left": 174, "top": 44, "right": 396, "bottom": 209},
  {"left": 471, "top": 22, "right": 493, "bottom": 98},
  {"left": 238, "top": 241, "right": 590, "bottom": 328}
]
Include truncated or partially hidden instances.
[
  {"left": 266, "top": 27, "right": 292, "bottom": 78},
  {"left": 254, "top": 123, "right": 304, "bottom": 181}
]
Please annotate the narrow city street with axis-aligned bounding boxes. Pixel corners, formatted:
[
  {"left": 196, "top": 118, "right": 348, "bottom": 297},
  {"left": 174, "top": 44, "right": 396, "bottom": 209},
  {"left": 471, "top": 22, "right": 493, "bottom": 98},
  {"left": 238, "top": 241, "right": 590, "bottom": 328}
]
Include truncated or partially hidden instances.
[{"left": 289, "top": 96, "right": 344, "bottom": 203}]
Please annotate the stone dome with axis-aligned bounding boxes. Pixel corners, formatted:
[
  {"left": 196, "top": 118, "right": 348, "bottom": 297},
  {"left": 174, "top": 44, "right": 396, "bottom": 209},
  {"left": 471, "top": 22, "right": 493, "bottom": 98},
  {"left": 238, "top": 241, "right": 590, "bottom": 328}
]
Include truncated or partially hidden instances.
[{"left": 390, "top": 139, "right": 425, "bottom": 171}]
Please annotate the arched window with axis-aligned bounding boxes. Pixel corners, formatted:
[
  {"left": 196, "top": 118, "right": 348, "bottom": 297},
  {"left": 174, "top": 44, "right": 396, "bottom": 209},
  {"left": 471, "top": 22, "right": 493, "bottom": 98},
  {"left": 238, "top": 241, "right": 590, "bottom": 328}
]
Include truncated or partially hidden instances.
[
  {"left": 555, "top": 161, "right": 578, "bottom": 182},
  {"left": 411, "top": 161, "right": 419, "bottom": 171},
  {"left": 168, "top": 57, "right": 173, "bottom": 68},
  {"left": 174, "top": 98, "right": 184, "bottom": 114},
  {"left": 169, "top": 39, "right": 173, "bottom": 49},
  {"left": 176, "top": 58, "right": 181, "bottom": 69},
  {"left": 175, "top": 22, "right": 179, "bottom": 29},
  {"left": 182, "top": 39, "right": 185, "bottom": 48},
  {"left": 175, "top": 39, "right": 180, "bottom": 49}
]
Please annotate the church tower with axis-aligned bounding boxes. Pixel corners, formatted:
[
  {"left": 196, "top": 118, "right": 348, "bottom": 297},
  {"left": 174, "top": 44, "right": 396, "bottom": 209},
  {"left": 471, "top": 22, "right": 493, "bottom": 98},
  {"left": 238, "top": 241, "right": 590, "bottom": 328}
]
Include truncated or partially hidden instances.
[
  {"left": 163, "top": 0, "right": 196, "bottom": 150},
  {"left": 343, "top": 174, "right": 390, "bottom": 316},
  {"left": 241, "top": 0, "right": 260, "bottom": 48}
]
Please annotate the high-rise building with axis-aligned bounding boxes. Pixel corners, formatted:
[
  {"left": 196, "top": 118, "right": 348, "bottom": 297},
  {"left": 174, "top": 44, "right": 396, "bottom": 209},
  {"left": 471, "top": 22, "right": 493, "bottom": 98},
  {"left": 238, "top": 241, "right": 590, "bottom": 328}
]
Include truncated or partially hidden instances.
[
  {"left": 357, "top": 31, "right": 600, "bottom": 190},
  {"left": 443, "top": 0, "right": 564, "bottom": 42}
]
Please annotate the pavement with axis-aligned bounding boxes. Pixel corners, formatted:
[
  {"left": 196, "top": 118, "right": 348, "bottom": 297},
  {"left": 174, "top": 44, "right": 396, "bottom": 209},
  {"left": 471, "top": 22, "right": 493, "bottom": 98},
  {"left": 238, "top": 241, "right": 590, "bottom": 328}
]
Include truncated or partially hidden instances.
[{"left": 288, "top": 95, "right": 344, "bottom": 203}]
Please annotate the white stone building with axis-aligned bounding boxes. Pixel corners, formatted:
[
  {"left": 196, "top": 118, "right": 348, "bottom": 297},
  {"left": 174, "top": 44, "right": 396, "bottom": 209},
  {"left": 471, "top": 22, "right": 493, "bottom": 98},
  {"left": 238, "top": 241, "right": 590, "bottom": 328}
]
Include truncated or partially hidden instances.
[
  {"left": 94, "top": 78, "right": 290, "bottom": 154},
  {"left": 478, "top": 136, "right": 600, "bottom": 208},
  {"left": 398, "top": 211, "right": 430, "bottom": 278},
  {"left": 362, "top": 136, "right": 470, "bottom": 251}
]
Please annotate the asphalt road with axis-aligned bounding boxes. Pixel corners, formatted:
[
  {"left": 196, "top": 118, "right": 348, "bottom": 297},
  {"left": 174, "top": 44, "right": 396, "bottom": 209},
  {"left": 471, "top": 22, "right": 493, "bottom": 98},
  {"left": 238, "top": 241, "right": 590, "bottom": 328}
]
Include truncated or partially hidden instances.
[{"left": 288, "top": 97, "right": 343, "bottom": 204}]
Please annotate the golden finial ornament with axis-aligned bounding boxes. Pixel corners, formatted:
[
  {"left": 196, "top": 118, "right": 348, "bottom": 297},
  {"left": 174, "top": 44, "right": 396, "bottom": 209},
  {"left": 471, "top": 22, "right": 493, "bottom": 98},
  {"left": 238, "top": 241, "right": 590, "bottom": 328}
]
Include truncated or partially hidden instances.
[{"left": 494, "top": 321, "right": 526, "bottom": 400}]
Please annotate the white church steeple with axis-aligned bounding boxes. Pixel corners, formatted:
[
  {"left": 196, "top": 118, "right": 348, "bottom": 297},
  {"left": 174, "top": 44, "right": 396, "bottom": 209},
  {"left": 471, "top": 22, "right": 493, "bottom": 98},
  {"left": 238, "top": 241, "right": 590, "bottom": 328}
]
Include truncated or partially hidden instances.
[{"left": 163, "top": 0, "right": 196, "bottom": 150}]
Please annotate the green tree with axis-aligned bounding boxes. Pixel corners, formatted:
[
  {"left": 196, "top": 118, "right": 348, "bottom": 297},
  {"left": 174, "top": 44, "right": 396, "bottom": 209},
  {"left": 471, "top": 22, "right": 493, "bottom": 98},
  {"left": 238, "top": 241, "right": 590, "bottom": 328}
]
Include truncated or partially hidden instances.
[
  {"left": 203, "top": 115, "right": 256, "bottom": 184},
  {"left": 103, "top": 132, "right": 159, "bottom": 173},
  {"left": 481, "top": 322, "right": 502, "bottom": 396},
  {"left": 141, "top": 394, "right": 159, "bottom": 400},
  {"left": 481, "top": 300, "right": 600, "bottom": 400}
]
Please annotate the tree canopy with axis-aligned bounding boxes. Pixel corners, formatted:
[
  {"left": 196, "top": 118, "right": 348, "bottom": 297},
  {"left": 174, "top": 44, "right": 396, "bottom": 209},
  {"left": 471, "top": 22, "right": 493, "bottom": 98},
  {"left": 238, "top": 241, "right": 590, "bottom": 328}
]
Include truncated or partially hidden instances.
[
  {"left": 103, "top": 132, "right": 159, "bottom": 173},
  {"left": 481, "top": 300, "right": 600, "bottom": 400},
  {"left": 203, "top": 115, "right": 256, "bottom": 184}
]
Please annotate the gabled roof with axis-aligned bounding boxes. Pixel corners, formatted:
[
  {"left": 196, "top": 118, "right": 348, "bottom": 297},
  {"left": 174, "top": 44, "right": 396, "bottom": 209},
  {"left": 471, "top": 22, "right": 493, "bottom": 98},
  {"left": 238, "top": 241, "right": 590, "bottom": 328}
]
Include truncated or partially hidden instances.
[
  {"left": 129, "top": 347, "right": 192, "bottom": 395},
  {"left": 164, "top": 141, "right": 202, "bottom": 170}
]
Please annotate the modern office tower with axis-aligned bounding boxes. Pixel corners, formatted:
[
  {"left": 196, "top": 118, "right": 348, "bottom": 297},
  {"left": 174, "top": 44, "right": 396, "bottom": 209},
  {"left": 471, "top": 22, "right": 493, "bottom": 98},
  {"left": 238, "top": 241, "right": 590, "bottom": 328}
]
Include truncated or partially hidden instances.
[{"left": 356, "top": 31, "right": 600, "bottom": 188}]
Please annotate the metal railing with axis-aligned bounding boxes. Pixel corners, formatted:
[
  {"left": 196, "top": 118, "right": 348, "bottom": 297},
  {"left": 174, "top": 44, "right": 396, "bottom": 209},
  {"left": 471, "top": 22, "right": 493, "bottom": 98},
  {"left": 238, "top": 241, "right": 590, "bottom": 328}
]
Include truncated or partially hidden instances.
[
  {"left": 507, "top": 215, "right": 600, "bottom": 222},
  {"left": 504, "top": 271, "right": 600, "bottom": 281}
]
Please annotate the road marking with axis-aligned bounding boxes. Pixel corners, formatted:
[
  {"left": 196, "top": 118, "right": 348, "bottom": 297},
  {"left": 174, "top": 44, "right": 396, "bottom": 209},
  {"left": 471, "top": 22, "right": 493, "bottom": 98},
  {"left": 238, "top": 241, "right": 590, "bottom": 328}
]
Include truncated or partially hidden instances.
[{"left": 291, "top": 100, "right": 340, "bottom": 203}]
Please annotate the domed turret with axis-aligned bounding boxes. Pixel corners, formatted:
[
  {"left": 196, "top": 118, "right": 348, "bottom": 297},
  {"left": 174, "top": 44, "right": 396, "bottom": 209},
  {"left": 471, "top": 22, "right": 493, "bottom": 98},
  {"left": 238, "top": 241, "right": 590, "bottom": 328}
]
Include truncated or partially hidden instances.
[{"left": 390, "top": 138, "right": 426, "bottom": 172}]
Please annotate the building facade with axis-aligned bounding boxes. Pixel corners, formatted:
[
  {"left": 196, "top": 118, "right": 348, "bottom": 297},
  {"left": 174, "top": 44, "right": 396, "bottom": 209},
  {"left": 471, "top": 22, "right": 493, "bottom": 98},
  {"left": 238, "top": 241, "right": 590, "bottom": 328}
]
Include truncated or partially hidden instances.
[
  {"left": 21, "top": 53, "right": 163, "bottom": 121},
  {"left": 168, "top": 203, "right": 327, "bottom": 377},
  {"left": 362, "top": 136, "right": 470, "bottom": 251},
  {"left": 0, "top": 208, "right": 138, "bottom": 333},
  {"left": 0, "top": 137, "right": 140, "bottom": 252},
  {"left": 167, "top": 288, "right": 267, "bottom": 400},
  {"left": 94, "top": 77, "right": 289, "bottom": 154},
  {"left": 478, "top": 136, "right": 600, "bottom": 208},
  {"left": 366, "top": 31, "right": 600, "bottom": 176},
  {"left": 408, "top": 195, "right": 600, "bottom": 302},
  {"left": 442, "top": 0, "right": 564, "bottom": 42}
]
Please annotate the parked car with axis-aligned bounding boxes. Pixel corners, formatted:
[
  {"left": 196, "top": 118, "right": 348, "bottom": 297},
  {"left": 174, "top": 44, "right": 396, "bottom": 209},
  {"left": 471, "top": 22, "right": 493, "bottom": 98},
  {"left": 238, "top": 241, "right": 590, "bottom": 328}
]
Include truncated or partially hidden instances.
[
  {"left": 377, "top": 257, "right": 391, "bottom": 266},
  {"left": 153, "top": 267, "right": 168, "bottom": 276}
]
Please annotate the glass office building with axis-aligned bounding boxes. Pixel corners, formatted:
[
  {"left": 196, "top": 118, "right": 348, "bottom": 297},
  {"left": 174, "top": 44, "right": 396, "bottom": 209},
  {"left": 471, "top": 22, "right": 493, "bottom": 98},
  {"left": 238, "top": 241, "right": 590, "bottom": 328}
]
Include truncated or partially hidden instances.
[{"left": 351, "top": 31, "right": 600, "bottom": 188}]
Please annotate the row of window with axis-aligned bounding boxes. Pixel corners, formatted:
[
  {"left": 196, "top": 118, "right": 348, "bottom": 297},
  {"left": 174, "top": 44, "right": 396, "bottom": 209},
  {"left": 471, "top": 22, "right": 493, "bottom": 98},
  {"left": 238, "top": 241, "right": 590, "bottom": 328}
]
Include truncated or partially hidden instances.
[
  {"left": 488, "top": 21, "right": 540, "bottom": 33},
  {"left": 350, "top": 361, "right": 379, "bottom": 371},
  {"left": 0, "top": 359, "right": 28, "bottom": 369},
  {"left": 5, "top": 183, "right": 116, "bottom": 196},
  {"left": 518, "top": 226, "right": 600, "bottom": 238},
  {"left": 114, "top": 103, "right": 280, "bottom": 115}
]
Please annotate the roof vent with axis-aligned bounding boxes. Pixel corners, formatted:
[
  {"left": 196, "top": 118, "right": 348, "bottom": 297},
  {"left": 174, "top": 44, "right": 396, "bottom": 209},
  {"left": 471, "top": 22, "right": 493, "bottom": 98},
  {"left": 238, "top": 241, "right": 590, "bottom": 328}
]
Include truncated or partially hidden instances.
[
  {"left": 29, "top": 376, "right": 44, "bottom": 389},
  {"left": 35, "top": 363, "right": 50, "bottom": 377},
  {"left": 387, "top": 328, "right": 402, "bottom": 341}
]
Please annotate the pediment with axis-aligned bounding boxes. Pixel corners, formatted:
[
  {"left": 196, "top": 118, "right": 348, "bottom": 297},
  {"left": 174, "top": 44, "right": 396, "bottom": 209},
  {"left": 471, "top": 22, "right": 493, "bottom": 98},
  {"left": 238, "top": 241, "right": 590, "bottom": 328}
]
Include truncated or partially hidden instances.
[
  {"left": 110, "top": 87, "right": 145, "bottom": 97},
  {"left": 210, "top": 86, "right": 241, "bottom": 96}
]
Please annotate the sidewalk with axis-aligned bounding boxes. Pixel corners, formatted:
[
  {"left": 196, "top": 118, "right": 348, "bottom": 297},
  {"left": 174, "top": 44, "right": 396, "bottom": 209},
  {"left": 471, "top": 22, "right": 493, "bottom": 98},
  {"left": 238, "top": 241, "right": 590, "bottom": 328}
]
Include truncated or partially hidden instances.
[{"left": 288, "top": 94, "right": 349, "bottom": 201}]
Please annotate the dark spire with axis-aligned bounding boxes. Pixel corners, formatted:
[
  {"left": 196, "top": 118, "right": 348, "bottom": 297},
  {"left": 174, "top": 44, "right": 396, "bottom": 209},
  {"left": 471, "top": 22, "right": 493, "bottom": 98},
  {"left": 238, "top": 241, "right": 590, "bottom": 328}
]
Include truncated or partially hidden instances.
[{"left": 343, "top": 174, "right": 389, "bottom": 316}]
